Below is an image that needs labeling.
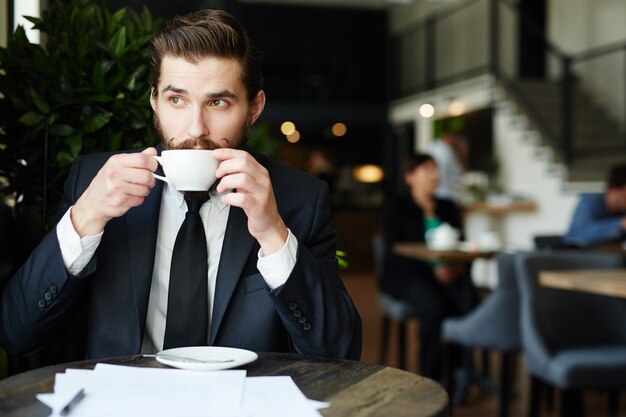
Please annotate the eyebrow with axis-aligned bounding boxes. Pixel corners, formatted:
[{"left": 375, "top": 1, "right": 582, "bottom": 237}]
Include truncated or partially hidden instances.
[{"left": 161, "top": 85, "right": 238, "bottom": 100}]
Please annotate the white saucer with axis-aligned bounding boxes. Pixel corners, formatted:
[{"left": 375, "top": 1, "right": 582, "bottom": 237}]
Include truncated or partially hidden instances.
[{"left": 156, "top": 346, "right": 258, "bottom": 371}]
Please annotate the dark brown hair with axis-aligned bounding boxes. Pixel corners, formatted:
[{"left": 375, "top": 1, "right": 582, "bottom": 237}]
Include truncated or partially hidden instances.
[
  {"left": 148, "top": 9, "right": 263, "bottom": 102},
  {"left": 608, "top": 163, "right": 626, "bottom": 188},
  {"left": 405, "top": 153, "right": 436, "bottom": 174}
]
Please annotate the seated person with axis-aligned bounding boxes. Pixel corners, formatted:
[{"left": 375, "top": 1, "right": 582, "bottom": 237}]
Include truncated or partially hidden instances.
[
  {"left": 0, "top": 9, "right": 361, "bottom": 361},
  {"left": 382, "top": 153, "right": 476, "bottom": 380},
  {"left": 565, "top": 163, "right": 626, "bottom": 246}
]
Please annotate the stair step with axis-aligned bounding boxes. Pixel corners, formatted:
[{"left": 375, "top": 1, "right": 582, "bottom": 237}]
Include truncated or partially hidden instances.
[{"left": 499, "top": 79, "right": 624, "bottom": 184}]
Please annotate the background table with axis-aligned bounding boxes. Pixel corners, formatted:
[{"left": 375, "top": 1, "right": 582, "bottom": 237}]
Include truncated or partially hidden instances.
[
  {"left": 539, "top": 268, "right": 626, "bottom": 299},
  {"left": 0, "top": 352, "right": 448, "bottom": 417},
  {"left": 393, "top": 242, "right": 496, "bottom": 263}
]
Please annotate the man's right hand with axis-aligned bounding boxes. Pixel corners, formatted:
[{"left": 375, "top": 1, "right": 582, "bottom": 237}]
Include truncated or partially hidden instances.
[{"left": 70, "top": 147, "right": 158, "bottom": 237}]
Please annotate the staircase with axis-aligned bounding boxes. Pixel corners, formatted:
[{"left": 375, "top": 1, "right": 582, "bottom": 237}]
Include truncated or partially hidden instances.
[{"left": 514, "top": 79, "right": 626, "bottom": 183}]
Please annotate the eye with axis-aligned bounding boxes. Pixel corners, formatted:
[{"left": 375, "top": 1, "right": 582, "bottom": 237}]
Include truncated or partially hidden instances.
[
  {"left": 170, "top": 96, "right": 184, "bottom": 105},
  {"left": 209, "top": 99, "right": 227, "bottom": 107}
]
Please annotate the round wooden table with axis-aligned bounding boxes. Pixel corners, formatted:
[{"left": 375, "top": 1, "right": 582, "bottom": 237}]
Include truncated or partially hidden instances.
[{"left": 0, "top": 352, "right": 448, "bottom": 417}]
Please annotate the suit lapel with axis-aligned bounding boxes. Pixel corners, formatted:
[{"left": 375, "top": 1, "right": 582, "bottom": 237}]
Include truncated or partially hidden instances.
[
  {"left": 126, "top": 179, "right": 164, "bottom": 336},
  {"left": 209, "top": 205, "right": 256, "bottom": 344}
]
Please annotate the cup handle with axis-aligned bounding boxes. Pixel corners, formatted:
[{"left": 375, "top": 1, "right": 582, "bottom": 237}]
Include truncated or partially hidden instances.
[{"left": 151, "top": 155, "right": 171, "bottom": 184}]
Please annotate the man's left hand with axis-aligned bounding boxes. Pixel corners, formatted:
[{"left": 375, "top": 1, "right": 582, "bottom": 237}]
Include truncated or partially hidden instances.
[{"left": 213, "top": 148, "right": 288, "bottom": 255}]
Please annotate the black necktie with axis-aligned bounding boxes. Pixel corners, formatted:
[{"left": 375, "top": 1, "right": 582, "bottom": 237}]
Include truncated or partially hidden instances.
[{"left": 163, "top": 192, "right": 209, "bottom": 349}]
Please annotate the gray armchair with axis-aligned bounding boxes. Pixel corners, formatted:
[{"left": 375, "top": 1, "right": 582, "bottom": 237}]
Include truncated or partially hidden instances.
[
  {"left": 442, "top": 252, "right": 521, "bottom": 417},
  {"left": 514, "top": 250, "right": 626, "bottom": 417}
]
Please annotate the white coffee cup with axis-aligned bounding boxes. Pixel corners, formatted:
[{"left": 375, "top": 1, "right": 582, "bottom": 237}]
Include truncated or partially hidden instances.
[
  {"left": 152, "top": 150, "right": 218, "bottom": 191},
  {"left": 426, "top": 223, "right": 460, "bottom": 250},
  {"left": 478, "top": 231, "right": 502, "bottom": 251}
]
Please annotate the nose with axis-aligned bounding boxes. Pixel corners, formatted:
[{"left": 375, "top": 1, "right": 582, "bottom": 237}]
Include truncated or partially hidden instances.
[{"left": 186, "top": 105, "right": 209, "bottom": 140}]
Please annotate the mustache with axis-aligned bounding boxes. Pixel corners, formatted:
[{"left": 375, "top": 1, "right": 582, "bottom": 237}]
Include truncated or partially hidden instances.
[{"left": 166, "top": 137, "right": 229, "bottom": 150}]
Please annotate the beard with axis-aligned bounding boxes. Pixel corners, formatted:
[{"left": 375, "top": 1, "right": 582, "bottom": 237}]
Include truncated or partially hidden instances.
[{"left": 154, "top": 112, "right": 250, "bottom": 151}]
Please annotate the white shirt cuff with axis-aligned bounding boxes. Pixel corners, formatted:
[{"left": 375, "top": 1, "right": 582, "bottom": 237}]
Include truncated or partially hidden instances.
[
  {"left": 257, "top": 229, "right": 298, "bottom": 290},
  {"left": 56, "top": 206, "right": 103, "bottom": 276}
]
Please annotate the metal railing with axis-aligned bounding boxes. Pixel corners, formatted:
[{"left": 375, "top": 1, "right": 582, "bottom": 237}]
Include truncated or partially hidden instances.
[{"left": 389, "top": 0, "right": 626, "bottom": 168}]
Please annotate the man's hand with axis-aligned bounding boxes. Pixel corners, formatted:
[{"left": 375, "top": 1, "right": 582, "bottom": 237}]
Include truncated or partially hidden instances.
[
  {"left": 213, "top": 148, "right": 288, "bottom": 256},
  {"left": 71, "top": 148, "right": 158, "bottom": 237}
]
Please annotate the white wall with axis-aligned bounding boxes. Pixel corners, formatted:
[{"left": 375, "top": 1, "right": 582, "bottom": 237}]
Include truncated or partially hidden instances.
[
  {"left": 0, "top": 0, "right": 6, "bottom": 48},
  {"left": 548, "top": 0, "right": 626, "bottom": 126},
  {"left": 493, "top": 109, "right": 579, "bottom": 248},
  {"left": 14, "top": 0, "right": 41, "bottom": 44},
  {"left": 549, "top": 0, "right": 626, "bottom": 53}
]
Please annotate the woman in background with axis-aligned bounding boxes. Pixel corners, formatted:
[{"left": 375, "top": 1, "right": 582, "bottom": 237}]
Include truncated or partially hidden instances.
[{"left": 382, "top": 153, "right": 475, "bottom": 380}]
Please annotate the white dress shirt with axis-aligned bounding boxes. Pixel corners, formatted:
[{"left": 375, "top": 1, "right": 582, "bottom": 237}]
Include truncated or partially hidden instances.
[{"left": 56, "top": 183, "right": 298, "bottom": 353}]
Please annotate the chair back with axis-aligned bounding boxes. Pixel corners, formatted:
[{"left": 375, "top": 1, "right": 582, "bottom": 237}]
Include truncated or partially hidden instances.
[
  {"left": 514, "top": 251, "right": 626, "bottom": 374},
  {"left": 494, "top": 251, "right": 520, "bottom": 294},
  {"left": 442, "top": 251, "right": 522, "bottom": 351}
]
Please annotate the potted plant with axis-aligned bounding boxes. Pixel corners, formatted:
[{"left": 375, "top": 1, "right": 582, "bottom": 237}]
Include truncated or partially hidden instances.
[
  {"left": 0, "top": 0, "right": 164, "bottom": 271},
  {"left": 0, "top": 0, "right": 162, "bottom": 238}
]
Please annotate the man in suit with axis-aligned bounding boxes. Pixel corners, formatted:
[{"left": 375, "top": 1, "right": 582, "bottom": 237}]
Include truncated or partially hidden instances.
[{"left": 0, "top": 9, "right": 361, "bottom": 361}]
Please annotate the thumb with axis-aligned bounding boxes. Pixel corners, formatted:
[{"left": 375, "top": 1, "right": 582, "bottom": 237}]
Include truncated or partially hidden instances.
[
  {"left": 141, "top": 147, "right": 158, "bottom": 172},
  {"left": 142, "top": 147, "right": 158, "bottom": 156}
]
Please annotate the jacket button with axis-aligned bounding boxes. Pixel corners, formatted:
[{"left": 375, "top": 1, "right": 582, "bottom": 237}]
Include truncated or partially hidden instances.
[
  {"left": 298, "top": 316, "right": 307, "bottom": 324},
  {"left": 37, "top": 299, "right": 46, "bottom": 308},
  {"left": 288, "top": 302, "right": 297, "bottom": 311},
  {"left": 293, "top": 309, "right": 302, "bottom": 318},
  {"left": 303, "top": 322, "right": 312, "bottom": 331},
  {"left": 50, "top": 285, "right": 58, "bottom": 295},
  {"left": 44, "top": 291, "right": 52, "bottom": 301}
]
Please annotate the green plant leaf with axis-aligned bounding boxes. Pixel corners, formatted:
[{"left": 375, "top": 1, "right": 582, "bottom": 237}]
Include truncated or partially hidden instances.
[
  {"left": 48, "top": 124, "right": 74, "bottom": 136},
  {"left": 336, "top": 250, "right": 349, "bottom": 270},
  {"left": 109, "top": 26, "right": 127, "bottom": 58},
  {"left": 19, "top": 112, "right": 45, "bottom": 126},
  {"left": 111, "top": 8, "right": 127, "bottom": 24},
  {"left": 107, "top": 131, "right": 123, "bottom": 150},
  {"left": 54, "top": 150, "right": 74, "bottom": 167},
  {"left": 92, "top": 62, "right": 105, "bottom": 92},
  {"left": 84, "top": 94, "right": 113, "bottom": 103},
  {"left": 23, "top": 16, "right": 43, "bottom": 27},
  {"left": 66, "top": 135, "right": 82, "bottom": 157},
  {"left": 28, "top": 87, "right": 49, "bottom": 114},
  {"left": 84, "top": 112, "right": 112, "bottom": 133}
]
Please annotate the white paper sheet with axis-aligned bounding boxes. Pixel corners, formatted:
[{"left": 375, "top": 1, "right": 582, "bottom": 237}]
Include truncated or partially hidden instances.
[
  {"left": 36, "top": 363, "right": 329, "bottom": 417},
  {"left": 240, "top": 376, "right": 324, "bottom": 417},
  {"left": 39, "top": 364, "right": 246, "bottom": 417}
]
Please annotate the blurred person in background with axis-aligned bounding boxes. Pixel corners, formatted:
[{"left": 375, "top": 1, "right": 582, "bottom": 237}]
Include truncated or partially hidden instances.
[
  {"left": 565, "top": 163, "right": 626, "bottom": 246},
  {"left": 383, "top": 153, "right": 476, "bottom": 380},
  {"left": 427, "top": 128, "right": 466, "bottom": 202}
]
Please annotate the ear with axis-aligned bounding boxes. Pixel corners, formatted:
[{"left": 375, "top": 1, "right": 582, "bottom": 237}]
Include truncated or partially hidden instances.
[
  {"left": 248, "top": 90, "right": 266, "bottom": 125},
  {"left": 150, "top": 87, "right": 158, "bottom": 113}
]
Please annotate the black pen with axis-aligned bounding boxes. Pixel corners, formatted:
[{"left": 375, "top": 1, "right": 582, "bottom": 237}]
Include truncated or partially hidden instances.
[{"left": 60, "top": 388, "right": 85, "bottom": 416}]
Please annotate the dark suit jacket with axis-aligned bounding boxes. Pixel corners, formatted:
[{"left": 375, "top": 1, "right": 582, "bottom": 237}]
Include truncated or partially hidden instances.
[
  {"left": 381, "top": 195, "right": 464, "bottom": 297},
  {"left": 0, "top": 150, "right": 362, "bottom": 360}
]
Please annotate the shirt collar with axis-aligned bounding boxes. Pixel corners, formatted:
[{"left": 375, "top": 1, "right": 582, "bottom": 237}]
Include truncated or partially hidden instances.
[{"left": 164, "top": 183, "right": 228, "bottom": 212}]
